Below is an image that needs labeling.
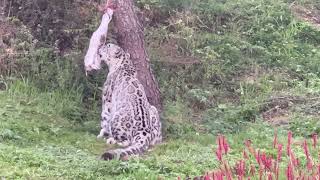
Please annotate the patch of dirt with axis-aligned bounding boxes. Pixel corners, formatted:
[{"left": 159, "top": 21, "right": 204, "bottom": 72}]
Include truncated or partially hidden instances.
[
  {"left": 235, "top": 66, "right": 267, "bottom": 85},
  {"left": 291, "top": 4, "right": 320, "bottom": 28},
  {"left": 302, "top": 97, "right": 320, "bottom": 116},
  {"left": 261, "top": 94, "right": 320, "bottom": 126},
  {"left": 149, "top": 40, "right": 200, "bottom": 65},
  {"left": 260, "top": 96, "right": 305, "bottom": 126}
]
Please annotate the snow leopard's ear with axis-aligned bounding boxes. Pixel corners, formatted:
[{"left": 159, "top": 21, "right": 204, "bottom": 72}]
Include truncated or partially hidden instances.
[{"left": 125, "top": 52, "right": 130, "bottom": 59}]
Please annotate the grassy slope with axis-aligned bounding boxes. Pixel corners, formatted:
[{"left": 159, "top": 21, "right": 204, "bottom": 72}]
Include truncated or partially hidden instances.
[
  {"left": 0, "top": 81, "right": 305, "bottom": 179},
  {"left": 0, "top": 81, "right": 272, "bottom": 179},
  {"left": 0, "top": 81, "right": 218, "bottom": 179}
]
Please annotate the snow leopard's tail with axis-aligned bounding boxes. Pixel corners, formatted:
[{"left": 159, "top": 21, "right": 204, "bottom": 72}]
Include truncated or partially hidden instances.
[{"left": 101, "top": 140, "right": 149, "bottom": 160}]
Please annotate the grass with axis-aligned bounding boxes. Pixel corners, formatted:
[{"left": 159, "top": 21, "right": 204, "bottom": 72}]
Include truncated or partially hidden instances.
[
  {"left": 2, "top": 81, "right": 319, "bottom": 179},
  {"left": 0, "top": 81, "right": 290, "bottom": 179},
  {"left": 1, "top": 81, "right": 215, "bottom": 179}
]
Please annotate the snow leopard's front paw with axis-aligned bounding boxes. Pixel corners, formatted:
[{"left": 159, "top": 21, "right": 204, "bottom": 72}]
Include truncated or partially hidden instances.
[
  {"left": 106, "top": 137, "right": 116, "bottom": 145},
  {"left": 97, "top": 129, "right": 109, "bottom": 139}
]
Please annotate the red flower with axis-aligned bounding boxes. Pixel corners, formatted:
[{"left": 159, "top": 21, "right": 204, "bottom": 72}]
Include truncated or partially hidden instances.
[
  {"left": 216, "top": 148, "right": 222, "bottom": 162},
  {"left": 217, "top": 135, "right": 222, "bottom": 152},
  {"left": 260, "top": 152, "right": 273, "bottom": 170},
  {"left": 287, "top": 131, "right": 293, "bottom": 156},
  {"left": 275, "top": 162, "right": 279, "bottom": 180},
  {"left": 255, "top": 150, "right": 261, "bottom": 165},
  {"left": 302, "top": 139, "right": 310, "bottom": 160},
  {"left": 306, "top": 158, "right": 313, "bottom": 171},
  {"left": 214, "top": 171, "right": 224, "bottom": 180},
  {"left": 301, "top": 139, "right": 314, "bottom": 171},
  {"left": 289, "top": 150, "right": 299, "bottom": 167},
  {"left": 235, "top": 160, "right": 245, "bottom": 178},
  {"left": 223, "top": 136, "right": 230, "bottom": 154},
  {"left": 204, "top": 173, "right": 210, "bottom": 180},
  {"left": 216, "top": 135, "right": 223, "bottom": 162},
  {"left": 215, "top": 135, "right": 230, "bottom": 162},
  {"left": 277, "top": 144, "right": 283, "bottom": 161},
  {"left": 224, "top": 163, "right": 233, "bottom": 180},
  {"left": 286, "top": 163, "right": 294, "bottom": 180}
]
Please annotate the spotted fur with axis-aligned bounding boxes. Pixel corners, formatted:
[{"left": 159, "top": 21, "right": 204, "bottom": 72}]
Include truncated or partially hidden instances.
[{"left": 97, "top": 43, "right": 162, "bottom": 160}]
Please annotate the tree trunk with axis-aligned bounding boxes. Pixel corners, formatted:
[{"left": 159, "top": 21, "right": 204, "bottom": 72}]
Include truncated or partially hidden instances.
[
  {"left": 113, "top": 0, "right": 162, "bottom": 111},
  {"left": 0, "top": 0, "right": 6, "bottom": 21}
]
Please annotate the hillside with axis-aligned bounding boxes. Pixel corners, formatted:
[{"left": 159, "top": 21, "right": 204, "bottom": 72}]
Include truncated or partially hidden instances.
[{"left": 1, "top": 0, "right": 320, "bottom": 179}]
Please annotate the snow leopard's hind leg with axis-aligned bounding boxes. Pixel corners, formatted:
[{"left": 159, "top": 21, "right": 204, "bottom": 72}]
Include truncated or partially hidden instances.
[
  {"left": 101, "top": 132, "right": 151, "bottom": 160},
  {"left": 150, "top": 106, "right": 162, "bottom": 146}
]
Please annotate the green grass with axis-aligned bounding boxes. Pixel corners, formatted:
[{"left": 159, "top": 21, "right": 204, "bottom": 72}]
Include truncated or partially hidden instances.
[
  {"left": 1, "top": 81, "right": 319, "bottom": 179},
  {"left": 0, "top": 81, "right": 219, "bottom": 179},
  {"left": 0, "top": 81, "right": 281, "bottom": 179}
]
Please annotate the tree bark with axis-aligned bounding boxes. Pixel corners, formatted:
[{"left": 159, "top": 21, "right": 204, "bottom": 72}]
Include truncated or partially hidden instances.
[
  {"left": 113, "top": 0, "right": 162, "bottom": 111},
  {"left": 0, "top": 0, "right": 6, "bottom": 21}
]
